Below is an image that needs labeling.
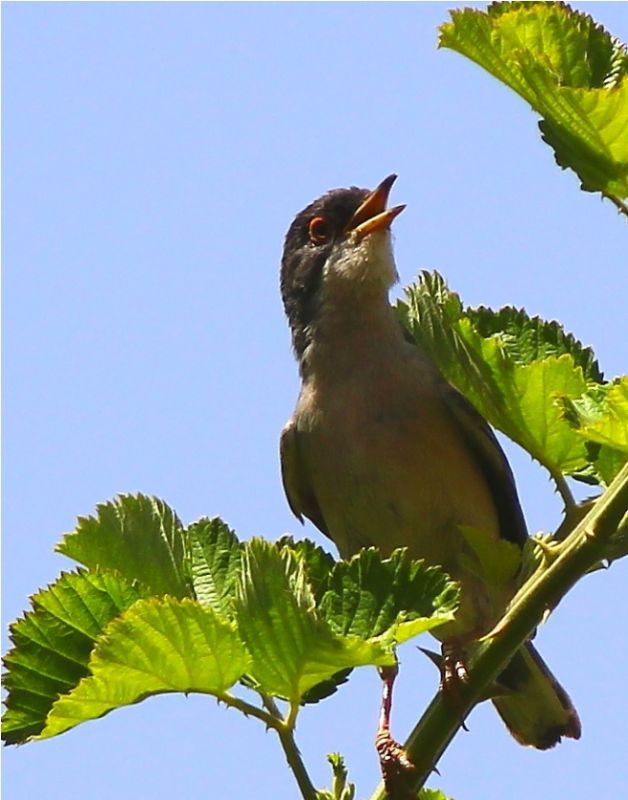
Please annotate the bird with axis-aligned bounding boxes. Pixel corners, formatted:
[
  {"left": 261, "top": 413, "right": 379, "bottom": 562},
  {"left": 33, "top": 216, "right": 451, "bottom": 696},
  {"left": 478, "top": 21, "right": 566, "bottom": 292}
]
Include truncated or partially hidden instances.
[{"left": 279, "top": 174, "right": 581, "bottom": 756}]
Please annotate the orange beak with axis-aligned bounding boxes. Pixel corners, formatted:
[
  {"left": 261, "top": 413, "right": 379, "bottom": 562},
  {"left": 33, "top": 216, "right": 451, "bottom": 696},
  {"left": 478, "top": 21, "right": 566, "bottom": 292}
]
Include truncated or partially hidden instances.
[{"left": 344, "top": 174, "right": 405, "bottom": 242}]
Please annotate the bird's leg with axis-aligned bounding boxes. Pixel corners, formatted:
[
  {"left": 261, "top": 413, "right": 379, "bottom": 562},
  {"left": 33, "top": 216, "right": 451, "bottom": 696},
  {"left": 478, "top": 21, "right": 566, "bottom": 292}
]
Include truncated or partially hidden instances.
[{"left": 375, "top": 664, "right": 416, "bottom": 797}]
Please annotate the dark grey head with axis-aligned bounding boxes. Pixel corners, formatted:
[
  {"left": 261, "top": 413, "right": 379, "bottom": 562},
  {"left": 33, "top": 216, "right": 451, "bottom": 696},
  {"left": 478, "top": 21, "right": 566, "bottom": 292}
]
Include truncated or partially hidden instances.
[{"left": 280, "top": 175, "right": 404, "bottom": 361}]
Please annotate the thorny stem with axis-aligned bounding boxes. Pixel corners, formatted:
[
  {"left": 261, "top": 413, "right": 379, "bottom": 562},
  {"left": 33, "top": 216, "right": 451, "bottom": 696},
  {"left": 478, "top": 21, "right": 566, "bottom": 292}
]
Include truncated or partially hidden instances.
[
  {"left": 368, "top": 461, "right": 628, "bottom": 800},
  {"left": 215, "top": 692, "right": 280, "bottom": 729},
  {"left": 217, "top": 692, "right": 318, "bottom": 800},
  {"left": 261, "top": 693, "right": 283, "bottom": 719},
  {"left": 261, "top": 694, "right": 319, "bottom": 800}
]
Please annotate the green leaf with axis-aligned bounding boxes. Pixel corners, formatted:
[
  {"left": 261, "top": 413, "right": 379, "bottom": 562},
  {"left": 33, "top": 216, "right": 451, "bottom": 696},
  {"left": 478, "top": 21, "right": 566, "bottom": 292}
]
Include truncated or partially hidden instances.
[
  {"left": 595, "top": 446, "right": 628, "bottom": 486},
  {"left": 235, "top": 539, "right": 395, "bottom": 702},
  {"left": 189, "top": 517, "right": 242, "bottom": 615},
  {"left": 2, "top": 570, "right": 142, "bottom": 744},
  {"left": 466, "top": 305, "right": 602, "bottom": 382},
  {"left": 279, "top": 541, "right": 457, "bottom": 706},
  {"left": 57, "top": 494, "right": 191, "bottom": 598},
  {"left": 564, "top": 378, "right": 628, "bottom": 452},
  {"left": 323, "top": 752, "right": 356, "bottom": 800},
  {"left": 299, "top": 667, "right": 353, "bottom": 706},
  {"left": 38, "top": 597, "right": 249, "bottom": 739},
  {"left": 509, "top": 355, "right": 590, "bottom": 474},
  {"left": 561, "top": 377, "right": 628, "bottom": 483},
  {"left": 319, "top": 548, "right": 459, "bottom": 646},
  {"left": 398, "top": 271, "right": 599, "bottom": 482},
  {"left": 274, "top": 538, "right": 350, "bottom": 706},
  {"left": 418, "top": 790, "right": 454, "bottom": 800},
  {"left": 277, "top": 535, "right": 337, "bottom": 599},
  {"left": 439, "top": 3, "right": 628, "bottom": 204}
]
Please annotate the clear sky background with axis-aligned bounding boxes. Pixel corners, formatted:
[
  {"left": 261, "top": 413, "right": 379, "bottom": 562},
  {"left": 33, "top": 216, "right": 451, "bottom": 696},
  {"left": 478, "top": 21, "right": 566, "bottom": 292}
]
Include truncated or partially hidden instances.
[{"left": 3, "top": 3, "right": 627, "bottom": 799}]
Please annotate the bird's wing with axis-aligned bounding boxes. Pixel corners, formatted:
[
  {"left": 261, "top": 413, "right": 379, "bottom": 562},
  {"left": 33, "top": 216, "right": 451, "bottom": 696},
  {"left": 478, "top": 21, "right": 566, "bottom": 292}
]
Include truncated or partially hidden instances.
[
  {"left": 438, "top": 379, "right": 528, "bottom": 547},
  {"left": 280, "top": 418, "right": 330, "bottom": 536}
]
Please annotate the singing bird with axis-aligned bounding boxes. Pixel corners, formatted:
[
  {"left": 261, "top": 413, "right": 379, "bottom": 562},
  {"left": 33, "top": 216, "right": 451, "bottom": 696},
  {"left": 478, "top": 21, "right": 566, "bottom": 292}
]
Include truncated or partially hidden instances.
[{"left": 279, "top": 175, "right": 580, "bottom": 750}]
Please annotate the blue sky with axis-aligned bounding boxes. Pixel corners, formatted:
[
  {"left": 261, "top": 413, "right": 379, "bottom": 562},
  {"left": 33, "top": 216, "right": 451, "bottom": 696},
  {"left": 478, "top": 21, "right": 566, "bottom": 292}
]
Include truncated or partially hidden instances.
[{"left": 3, "top": 3, "right": 627, "bottom": 799}]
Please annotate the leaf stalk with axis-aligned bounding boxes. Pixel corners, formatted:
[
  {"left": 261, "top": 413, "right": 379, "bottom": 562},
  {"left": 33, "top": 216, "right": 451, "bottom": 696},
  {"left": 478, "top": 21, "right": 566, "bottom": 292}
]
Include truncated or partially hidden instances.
[{"left": 215, "top": 692, "right": 280, "bottom": 729}]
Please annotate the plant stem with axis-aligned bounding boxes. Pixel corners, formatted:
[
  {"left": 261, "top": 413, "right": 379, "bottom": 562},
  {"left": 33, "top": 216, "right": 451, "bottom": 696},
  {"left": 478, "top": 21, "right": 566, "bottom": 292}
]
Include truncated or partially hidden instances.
[
  {"left": 219, "top": 692, "right": 318, "bottom": 799},
  {"left": 261, "top": 694, "right": 319, "bottom": 800},
  {"left": 368, "top": 461, "right": 628, "bottom": 800},
  {"left": 215, "top": 692, "right": 280, "bottom": 729}
]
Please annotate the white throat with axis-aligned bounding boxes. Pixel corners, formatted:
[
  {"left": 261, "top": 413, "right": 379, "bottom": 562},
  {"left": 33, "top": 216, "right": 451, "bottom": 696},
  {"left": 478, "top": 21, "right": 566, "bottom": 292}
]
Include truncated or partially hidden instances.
[
  {"left": 322, "top": 230, "right": 399, "bottom": 293},
  {"left": 299, "top": 230, "right": 403, "bottom": 378}
]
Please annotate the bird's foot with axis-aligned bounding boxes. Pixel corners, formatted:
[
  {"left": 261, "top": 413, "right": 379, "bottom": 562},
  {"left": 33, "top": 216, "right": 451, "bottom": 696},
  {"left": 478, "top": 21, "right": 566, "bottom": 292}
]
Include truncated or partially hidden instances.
[
  {"left": 441, "top": 642, "right": 469, "bottom": 695},
  {"left": 439, "top": 643, "right": 471, "bottom": 731}
]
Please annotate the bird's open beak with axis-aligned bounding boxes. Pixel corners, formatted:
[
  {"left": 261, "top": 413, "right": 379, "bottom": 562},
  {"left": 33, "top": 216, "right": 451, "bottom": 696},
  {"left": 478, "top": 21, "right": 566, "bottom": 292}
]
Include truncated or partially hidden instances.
[{"left": 344, "top": 174, "right": 405, "bottom": 242}]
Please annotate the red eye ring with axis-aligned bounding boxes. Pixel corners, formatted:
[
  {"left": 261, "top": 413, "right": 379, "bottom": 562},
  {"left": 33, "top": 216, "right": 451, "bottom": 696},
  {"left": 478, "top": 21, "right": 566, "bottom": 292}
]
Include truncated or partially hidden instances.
[{"left": 308, "top": 216, "right": 330, "bottom": 244}]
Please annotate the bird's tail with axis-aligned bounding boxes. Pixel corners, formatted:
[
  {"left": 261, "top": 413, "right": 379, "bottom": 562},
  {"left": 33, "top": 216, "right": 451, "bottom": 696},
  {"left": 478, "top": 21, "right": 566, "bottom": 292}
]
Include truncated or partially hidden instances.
[{"left": 492, "top": 642, "right": 581, "bottom": 749}]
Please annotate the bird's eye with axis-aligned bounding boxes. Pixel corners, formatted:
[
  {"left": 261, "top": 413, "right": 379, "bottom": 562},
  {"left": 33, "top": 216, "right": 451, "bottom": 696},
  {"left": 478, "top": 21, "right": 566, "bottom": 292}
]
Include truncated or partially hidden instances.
[{"left": 308, "top": 216, "right": 330, "bottom": 245}]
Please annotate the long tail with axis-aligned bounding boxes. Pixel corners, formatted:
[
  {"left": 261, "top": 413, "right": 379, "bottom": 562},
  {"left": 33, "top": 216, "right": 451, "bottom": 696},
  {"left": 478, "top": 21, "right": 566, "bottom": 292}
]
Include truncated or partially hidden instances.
[{"left": 492, "top": 642, "right": 581, "bottom": 749}]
